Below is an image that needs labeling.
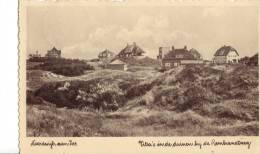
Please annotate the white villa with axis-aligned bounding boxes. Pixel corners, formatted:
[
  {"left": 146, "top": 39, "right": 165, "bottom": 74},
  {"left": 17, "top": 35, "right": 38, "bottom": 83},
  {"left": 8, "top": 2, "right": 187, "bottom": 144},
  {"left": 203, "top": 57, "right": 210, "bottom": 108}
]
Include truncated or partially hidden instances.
[{"left": 213, "top": 45, "right": 239, "bottom": 64}]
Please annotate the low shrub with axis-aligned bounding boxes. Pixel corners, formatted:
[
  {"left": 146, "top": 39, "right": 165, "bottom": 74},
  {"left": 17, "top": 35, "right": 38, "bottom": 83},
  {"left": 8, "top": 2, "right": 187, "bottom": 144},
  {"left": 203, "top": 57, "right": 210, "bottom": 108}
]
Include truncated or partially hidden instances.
[
  {"left": 166, "top": 110, "right": 207, "bottom": 129},
  {"left": 126, "top": 83, "right": 153, "bottom": 98},
  {"left": 136, "top": 111, "right": 207, "bottom": 130},
  {"left": 35, "top": 82, "right": 77, "bottom": 108},
  {"left": 34, "top": 79, "right": 126, "bottom": 111},
  {"left": 35, "top": 58, "right": 94, "bottom": 76},
  {"left": 176, "top": 84, "right": 208, "bottom": 111},
  {"left": 153, "top": 83, "right": 213, "bottom": 111},
  {"left": 176, "top": 66, "right": 199, "bottom": 82},
  {"left": 28, "top": 57, "right": 46, "bottom": 63},
  {"left": 138, "top": 99, "right": 147, "bottom": 106},
  {"left": 120, "top": 57, "right": 160, "bottom": 67},
  {"left": 27, "top": 105, "right": 103, "bottom": 137},
  {"left": 153, "top": 88, "right": 181, "bottom": 107},
  {"left": 212, "top": 105, "right": 238, "bottom": 119},
  {"left": 26, "top": 90, "right": 43, "bottom": 105},
  {"left": 136, "top": 113, "right": 169, "bottom": 126}
]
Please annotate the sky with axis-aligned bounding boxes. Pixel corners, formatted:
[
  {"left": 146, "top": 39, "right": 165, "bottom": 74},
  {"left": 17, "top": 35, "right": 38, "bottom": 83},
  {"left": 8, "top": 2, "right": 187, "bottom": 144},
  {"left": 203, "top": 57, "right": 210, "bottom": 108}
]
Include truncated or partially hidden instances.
[{"left": 27, "top": 5, "right": 259, "bottom": 60}]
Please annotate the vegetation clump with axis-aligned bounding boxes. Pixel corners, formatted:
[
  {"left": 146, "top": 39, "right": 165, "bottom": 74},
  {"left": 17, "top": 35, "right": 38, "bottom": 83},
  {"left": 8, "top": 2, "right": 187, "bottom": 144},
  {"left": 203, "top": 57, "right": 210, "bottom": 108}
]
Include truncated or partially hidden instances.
[
  {"left": 34, "top": 79, "right": 125, "bottom": 111},
  {"left": 27, "top": 63, "right": 259, "bottom": 136},
  {"left": 34, "top": 58, "right": 94, "bottom": 76}
]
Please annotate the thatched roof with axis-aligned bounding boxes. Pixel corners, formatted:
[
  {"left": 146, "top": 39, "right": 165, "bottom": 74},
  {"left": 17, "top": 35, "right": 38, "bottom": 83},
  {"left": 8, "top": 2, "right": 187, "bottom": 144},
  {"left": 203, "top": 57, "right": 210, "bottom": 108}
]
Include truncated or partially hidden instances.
[
  {"left": 118, "top": 42, "right": 145, "bottom": 57},
  {"left": 98, "top": 49, "right": 115, "bottom": 58}
]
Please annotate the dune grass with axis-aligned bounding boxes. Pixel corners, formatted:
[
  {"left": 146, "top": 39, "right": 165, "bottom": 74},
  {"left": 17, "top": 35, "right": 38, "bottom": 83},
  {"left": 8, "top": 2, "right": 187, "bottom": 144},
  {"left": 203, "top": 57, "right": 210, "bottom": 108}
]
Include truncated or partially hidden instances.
[
  {"left": 26, "top": 64, "right": 259, "bottom": 136},
  {"left": 27, "top": 103, "right": 258, "bottom": 137}
]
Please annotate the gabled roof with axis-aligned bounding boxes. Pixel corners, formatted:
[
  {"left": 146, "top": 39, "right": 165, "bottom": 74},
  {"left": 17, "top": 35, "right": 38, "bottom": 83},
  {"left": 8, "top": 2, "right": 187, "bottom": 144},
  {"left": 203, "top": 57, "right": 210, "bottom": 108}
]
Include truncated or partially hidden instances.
[
  {"left": 118, "top": 42, "right": 145, "bottom": 56},
  {"left": 48, "top": 46, "right": 61, "bottom": 53},
  {"left": 214, "top": 45, "right": 239, "bottom": 56},
  {"left": 52, "top": 46, "right": 58, "bottom": 50},
  {"left": 50, "top": 46, "right": 60, "bottom": 51},
  {"left": 163, "top": 48, "right": 196, "bottom": 60},
  {"left": 109, "top": 59, "right": 126, "bottom": 64}
]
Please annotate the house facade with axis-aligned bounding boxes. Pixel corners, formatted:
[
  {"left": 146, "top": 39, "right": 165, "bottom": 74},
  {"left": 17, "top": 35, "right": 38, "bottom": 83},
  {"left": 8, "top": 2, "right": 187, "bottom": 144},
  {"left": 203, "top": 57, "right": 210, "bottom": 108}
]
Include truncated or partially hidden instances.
[
  {"left": 45, "top": 46, "right": 61, "bottom": 58},
  {"left": 107, "top": 59, "right": 127, "bottom": 71},
  {"left": 158, "top": 45, "right": 203, "bottom": 69},
  {"left": 213, "top": 45, "right": 239, "bottom": 64}
]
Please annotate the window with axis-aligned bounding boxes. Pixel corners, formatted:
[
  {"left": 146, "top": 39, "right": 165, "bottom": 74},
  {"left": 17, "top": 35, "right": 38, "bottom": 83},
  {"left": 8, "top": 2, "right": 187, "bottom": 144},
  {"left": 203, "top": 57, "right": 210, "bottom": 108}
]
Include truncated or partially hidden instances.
[
  {"left": 165, "top": 63, "right": 171, "bottom": 67},
  {"left": 176, "top": 54, "right": 184, "bottom": 58}
]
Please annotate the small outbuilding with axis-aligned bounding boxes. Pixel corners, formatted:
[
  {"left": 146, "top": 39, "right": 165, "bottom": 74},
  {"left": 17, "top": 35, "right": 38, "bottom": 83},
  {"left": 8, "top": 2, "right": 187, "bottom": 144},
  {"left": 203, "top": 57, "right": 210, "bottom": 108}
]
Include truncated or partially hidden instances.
[{"left": 107, "top": 59, "right": 127, "bottom": 71}]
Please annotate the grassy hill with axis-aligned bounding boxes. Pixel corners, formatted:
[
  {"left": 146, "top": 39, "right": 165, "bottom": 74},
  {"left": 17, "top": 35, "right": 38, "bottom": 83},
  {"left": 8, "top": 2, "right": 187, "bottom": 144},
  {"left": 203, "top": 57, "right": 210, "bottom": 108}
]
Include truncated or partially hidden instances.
[
  {"left": 119, "top": 56, "right": 160, "bottom": 67},
  {"left": 27, "top": 64, "right": 259, "bottom": 136}
]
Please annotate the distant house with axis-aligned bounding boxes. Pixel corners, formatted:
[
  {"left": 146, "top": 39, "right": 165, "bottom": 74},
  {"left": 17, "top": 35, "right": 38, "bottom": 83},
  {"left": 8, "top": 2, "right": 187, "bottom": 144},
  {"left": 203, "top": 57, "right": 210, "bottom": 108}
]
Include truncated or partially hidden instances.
[
  {"left": 98, "top": 49, "right": 115, "bottom": 62},
  {"left": 213, "top": 45, "right": 239, "bottom": 64},
  {"left": 45, "top": 46, "right": 61, "bottom": 58},
  {"left": 118, "top": 42, "right": 145, "bottom": 58},
  {"left": 158, "top": 45, "right": 203, "bottom": 68},
  {"left": 239, "top": 54, "right": 258, "bottom": 66},
  {"left": 107, "top": 59, "right": 127, "bottom": 71},
  {"left": 98, "top": 49, "right": 115, "bottom": 60},
  {"left": 248, "top": 53, "right": 258, "bottom": 66}
]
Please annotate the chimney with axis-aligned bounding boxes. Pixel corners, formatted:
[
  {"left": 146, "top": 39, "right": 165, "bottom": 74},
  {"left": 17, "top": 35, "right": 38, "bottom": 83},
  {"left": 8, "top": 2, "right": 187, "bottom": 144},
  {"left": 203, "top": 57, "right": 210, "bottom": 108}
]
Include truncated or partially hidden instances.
[
  {"left": 133, "top": 42, "right": 136, "bottom": 46},
  {"left": 159, "top": 47, "right": 162, "bottom": 54},
  {"left": 172, "top": 46, "right": 175, "bottom": 51},
  {"left": 158, "top": 47, "right": 162, "bottom": 59},
  {"left": 184, "top": 45, "right": 187, "bottom": 50}
]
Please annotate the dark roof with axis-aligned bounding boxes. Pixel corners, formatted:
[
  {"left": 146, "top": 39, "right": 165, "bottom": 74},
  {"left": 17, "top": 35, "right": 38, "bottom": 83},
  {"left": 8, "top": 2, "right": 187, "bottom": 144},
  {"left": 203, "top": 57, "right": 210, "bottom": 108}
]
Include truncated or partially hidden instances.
[
  {"left": 47, "top": 46, "right": 61, "bottom": 54},
  {"left": 214, "top": 45, "right": 239, "bottom": 56},
  {"left": 163, "top": 48, "right": 197, "bottom": 60},
  {"left": 51, "top": 46, "right": 60, "bottom": 51},
  {"left": 118, "top": 42, "right": 145, "bottom": 56}
]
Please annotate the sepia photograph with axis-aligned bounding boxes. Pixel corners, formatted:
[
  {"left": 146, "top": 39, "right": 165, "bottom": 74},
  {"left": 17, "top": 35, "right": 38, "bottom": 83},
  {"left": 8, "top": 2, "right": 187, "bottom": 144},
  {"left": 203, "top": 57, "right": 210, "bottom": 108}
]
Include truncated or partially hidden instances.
[{"left": 25, "top": 4, "right": 259, "bottom": 137}]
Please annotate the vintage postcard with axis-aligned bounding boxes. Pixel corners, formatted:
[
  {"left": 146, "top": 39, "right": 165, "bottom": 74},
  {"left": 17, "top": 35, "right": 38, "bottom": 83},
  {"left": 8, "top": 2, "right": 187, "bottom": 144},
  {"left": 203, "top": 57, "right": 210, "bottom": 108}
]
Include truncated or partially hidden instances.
[{"left": 19, "top": 0, "right": 260, "bottom": 153}]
